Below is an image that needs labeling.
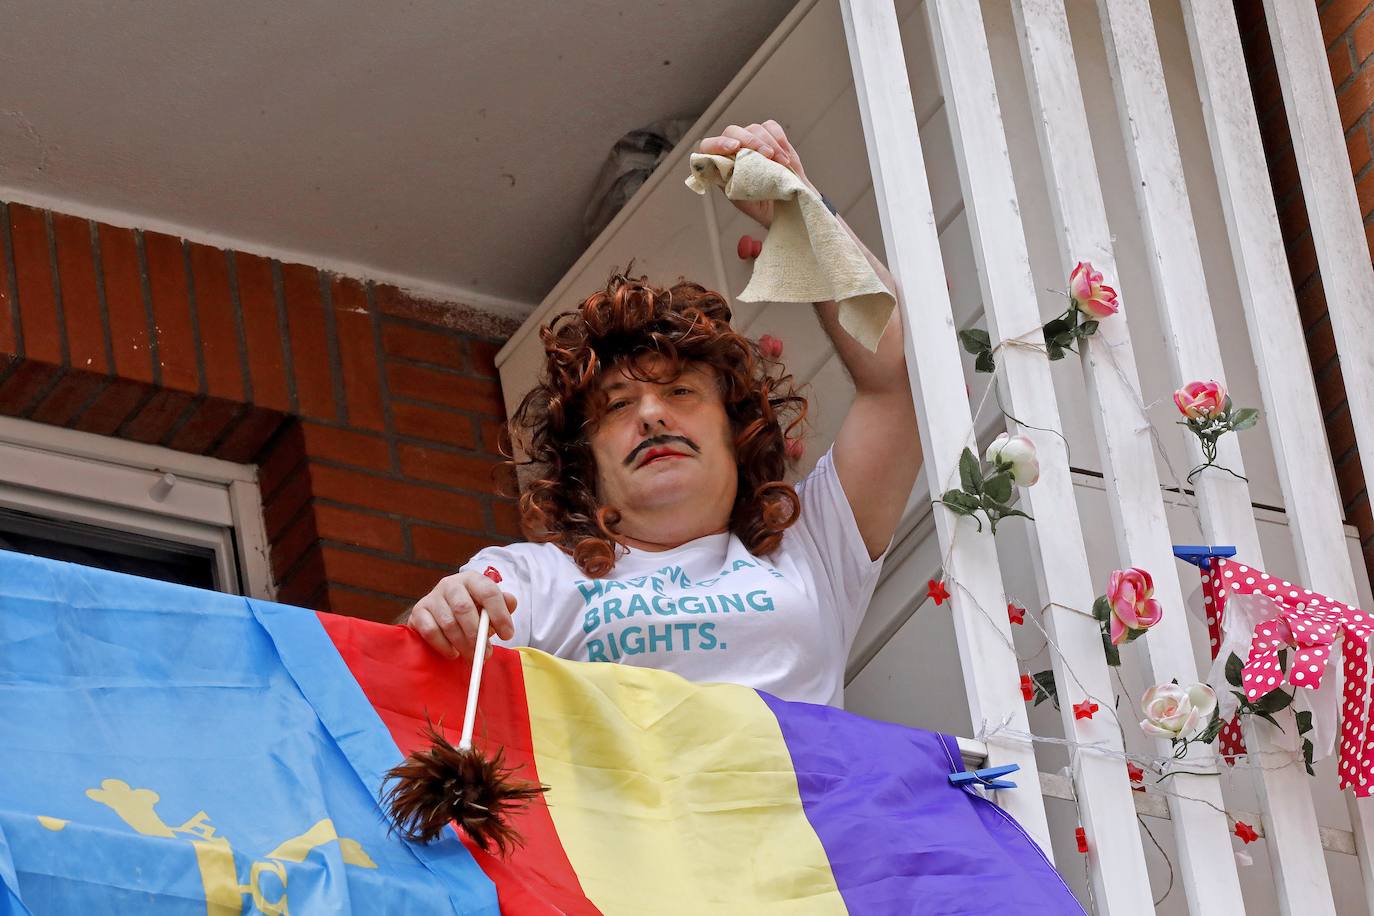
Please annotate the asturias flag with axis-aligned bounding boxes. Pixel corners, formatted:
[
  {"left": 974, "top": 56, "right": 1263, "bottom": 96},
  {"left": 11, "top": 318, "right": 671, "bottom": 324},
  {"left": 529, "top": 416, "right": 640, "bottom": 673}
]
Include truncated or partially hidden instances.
[{"left": 0, "top": 549, "right": 1081, "bottom": 914}]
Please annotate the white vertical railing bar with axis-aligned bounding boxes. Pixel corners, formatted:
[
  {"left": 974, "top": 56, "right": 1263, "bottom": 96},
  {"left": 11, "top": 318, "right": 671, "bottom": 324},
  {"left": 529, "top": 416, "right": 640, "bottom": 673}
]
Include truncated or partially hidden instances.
[
  {"left": 923, "top": 0, "right": 1151, "bottom": 908},
  {"left": 1183, "top": 0, "right": 1374, "bottom": 910},
  {"left": 1094, "top": 0, "right": 1336, "bottom": 911},
  {"left": 837, "top": 0, "right": 1054, "bottom": 855},
  {"left": 1264, "top": 0, "right": 1374, "bottom": 905},
  {"left": 1009, "top": 0, "right": 1247, "bottom": 910}
]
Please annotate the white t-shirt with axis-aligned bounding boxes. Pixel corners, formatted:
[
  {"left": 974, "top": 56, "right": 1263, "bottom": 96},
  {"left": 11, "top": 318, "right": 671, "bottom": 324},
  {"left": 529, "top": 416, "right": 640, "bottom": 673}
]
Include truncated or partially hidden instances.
[{"left": 461, "top": 448, "right": 885, "bottom": 707}]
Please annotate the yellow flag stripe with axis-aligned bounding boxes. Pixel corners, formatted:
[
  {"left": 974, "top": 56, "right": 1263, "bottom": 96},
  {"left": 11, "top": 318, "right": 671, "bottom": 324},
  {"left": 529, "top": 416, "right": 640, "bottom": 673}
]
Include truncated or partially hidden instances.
[{"left": 518, "top": 649, "right": 847, "bottom": 914}]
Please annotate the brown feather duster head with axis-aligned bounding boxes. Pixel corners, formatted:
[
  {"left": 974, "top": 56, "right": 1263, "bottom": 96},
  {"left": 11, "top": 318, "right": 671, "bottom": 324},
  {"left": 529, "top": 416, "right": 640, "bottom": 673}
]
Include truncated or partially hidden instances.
[{"left": 381, "top": 722, "right": 548, "bottom": 855}]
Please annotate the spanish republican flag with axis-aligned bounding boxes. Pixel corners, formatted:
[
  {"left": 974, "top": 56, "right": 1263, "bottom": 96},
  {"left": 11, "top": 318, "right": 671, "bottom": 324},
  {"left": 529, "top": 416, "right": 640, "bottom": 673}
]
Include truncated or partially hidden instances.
[{"left": 0, "top": 550, "right": 1080, "bottom": 914}]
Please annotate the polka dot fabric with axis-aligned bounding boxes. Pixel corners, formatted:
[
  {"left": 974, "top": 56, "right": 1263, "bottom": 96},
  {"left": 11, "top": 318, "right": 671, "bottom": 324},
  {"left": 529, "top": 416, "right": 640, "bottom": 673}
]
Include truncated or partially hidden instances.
[
  {"left": 1205, "top": 558, "right": 1374, "bottom": 795},
  {"left": 1201, "top": 562, "right": 1247, "bottom": 762}
]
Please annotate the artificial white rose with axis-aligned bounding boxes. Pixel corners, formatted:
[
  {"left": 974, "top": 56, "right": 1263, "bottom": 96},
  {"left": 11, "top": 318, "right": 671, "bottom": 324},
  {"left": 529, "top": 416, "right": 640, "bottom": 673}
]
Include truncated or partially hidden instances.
[
  {"left": 1140, "top": 682, "right": 1217, "bottom": 741},
  {"left": 984, "top": 432, "right": 1040, "bottom": 486}
]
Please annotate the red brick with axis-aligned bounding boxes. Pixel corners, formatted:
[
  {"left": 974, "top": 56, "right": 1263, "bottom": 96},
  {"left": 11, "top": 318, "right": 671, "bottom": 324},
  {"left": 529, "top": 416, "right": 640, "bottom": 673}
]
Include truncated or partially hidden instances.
[
  {"left": 257, "top": 422, "right": 307, "bottom": 502},
  {"left": 1351, "top": 125, "right": 1373, "bottom": 175},
  {"left": 235, "top": 252, "right": 291, "bottom": 412},
  {"left": 301, "top": 421, "right": 391, "bottom": 471},
  {"left": 320, "top": 546, "right": 443, "bottom": 599},
  {"left": 382, "top": 321, "right": 465, "bottom": 369},
  {"left": 1288, "top": 233, "right": 1318, "bottom": 286},
  {"left": 331, "top": 277, "right": 385, "bottom": 432},
  {"left": 1250, "top": 60, "right": 1284, "bottom": 121},
  {"left": 1336, "top": 450, "right": 1371, "bottom": 500},
  {"left": 277, "top": 546, "right": 326, "bottom": 608},
  {"left": 0, "top": 361, "right": 59, "bottom": 416},
  {"left": 1367, "top": 218, "right": 1374, "bottom": 261},
  {"left": 479, "top": 417, "right": 510, "bottom": 457},
  {"left": 387, "top": 362, "right": 506, "bottom": 416},
  {"left": 1328, "top": 403, "right": 1358, "bottom": 459},
  {"left": 1348, "top": 492, "right": 1374, "bottom": 533},
  {"left": 1337, "top": 67, "right": 1374, "bottom": 130},
  {"left": 1358, "top": 166, "right": 1374, "bottom": 217},
  {"left": 1269, "top": 145, "right": 1300, "bottom": 200},
  {"left": 0, "top": 217, "right": 14, "bottom": 357},
  {"left": 167, "top": 397, "right": 242, "bottom": 455},
  {"left": 310, "top": 465, "right": 484, "bottom": 527},
  {"left": 72, "top": 377, "right": 150, "bottom": 436},
  {"left": 142, "top": 231, "right": 199, "bottom": 393},
  {"left": 271, "top": 507, "right": 319, "bottom": 583},
  {"left": 30, "top": 371, "right": 104, "bottom": 427},
  {"left": 99, "top": 225, "right": 155, "bottom": 385},
  {"left": 9, "top": 205, "right": 61, "bottom": 365},
  {"left": 281, "top": 262, "right": 336, "bottom": 420},
  {"left": 492, "top": 499, "right": 523, "bottom": 539},
  {"left": 468, "top": 338, "right": 502, "bottom": 380},
  {"left": 410, "top": 524, "right": 489, "bottom": 566},
  {"left": 326, "top": 586, "right": 411, "bottom": 623},
  {"left": 1334, "top": 38, "right": 1357, "bottom": 85},
  {"left": 392, "top": 401, "right": 478, "bottom": 449},
  {"left": 1316, "top": 359, "right": 1348, "bottom": 411},
  {"left": 1324, "top": 0, "right": 1371, "bottom": 46},
  {"left": 398, "top": 442, "right": 505, "bottom": 492},
  {"left": 120, "top": 388, "right": 196, "bottom": 445},
  {"left": 213, "top": 407, "right": 286, "bottom": 463},
  {"left": 1297, "top": 275, "right": 1328, "bottom": 328},
  {"left": 263, "top": 466, "right": 314, "bottom": 542},
  {"left": 52, "top": 214, "right": 107, "bottom": 374},
  {"left": 316, "top": 504, "right": 405, "bottom": 554},
  {"left": 1279, "top": 189, "right": 1310, "bottom": 242},
  {"left": 189, "top": 243, "right": 246, "bottom": 402},
  {"left": 1307, "top": 314, "right": 1339, "bottom": 368}
]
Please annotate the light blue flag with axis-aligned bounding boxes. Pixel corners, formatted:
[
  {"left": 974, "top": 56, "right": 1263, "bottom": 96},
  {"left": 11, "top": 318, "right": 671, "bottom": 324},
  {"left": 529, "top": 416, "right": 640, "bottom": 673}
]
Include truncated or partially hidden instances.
[{"left": 0, "top": 549, "right": 499, "bottom": 914}]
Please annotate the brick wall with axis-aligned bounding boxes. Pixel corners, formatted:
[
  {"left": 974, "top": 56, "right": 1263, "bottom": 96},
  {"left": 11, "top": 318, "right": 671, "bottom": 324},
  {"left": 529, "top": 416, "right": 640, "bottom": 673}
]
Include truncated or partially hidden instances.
[
  {"left": 0, "top": 200, "right": 522, "bottom": 620},
  {"left": 1235, "top": 0, "right": 1374, "bottom": 580}
]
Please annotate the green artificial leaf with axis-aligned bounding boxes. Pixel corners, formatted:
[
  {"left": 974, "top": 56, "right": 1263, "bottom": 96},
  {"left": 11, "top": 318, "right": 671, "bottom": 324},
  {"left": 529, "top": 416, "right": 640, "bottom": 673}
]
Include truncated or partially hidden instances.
[
  {"left": 983, "top": 473, "right": 1013, "bottom": 505},
  {"left": 1225, "top": 652, "right": 1245, "bottom": 688},
  {"left": 1255, "top": 710, "right": 1283, "bottom": 732},
  {"left": 1303, "top": 737, "right": 1315, "bottom": 776},
  {"left": 941, "top": 490, "right": 979, "bottom": 513},
  {"left": 1078, "top": 320, "right": 1099, "bottom": 338},
  {"left": 1198, "top": 706, "right": 1224, "bottom": 744},
  {"left": 974, "top": 350, "right": 996, "bottom": 373},
  {"left": 1052, "top": 331, "right": 1077, "bottom": 349},
  {"left": 1046, "top": 344, "right": 1066, "bottom": 361},
  {"left": 1031, "top": 669, "right": 1059, "bottom": 708},
  {"left": 959, "top": 448, "right": 982, "bottom": 494},
  {"left": 959, "top": 328, "right": 992, "bottom": 354},
  {"left": 1256, "top": 689, "right": 1293, "bottom": 714},
  {"left": 1092, "top": 595, "right": 1111, "bottom": 622},
  {"left": 1102, "top": 628, "right": 1122, "bottom": 667},
  {"left": 1278, "top": 648, "right": 1288, "bottom": 673},
  {"left": 1296, "top": 709, "right": 1314, "bottom": 735},
  {"left": 998, "top": 508, "right": 1034, "bottom": 522},
  {"left": 1230, "top": 408, "right": 1260, "bottom": 431},
  {"left": 1042, "top": 317, "right": 1072, "bottom": 340}
]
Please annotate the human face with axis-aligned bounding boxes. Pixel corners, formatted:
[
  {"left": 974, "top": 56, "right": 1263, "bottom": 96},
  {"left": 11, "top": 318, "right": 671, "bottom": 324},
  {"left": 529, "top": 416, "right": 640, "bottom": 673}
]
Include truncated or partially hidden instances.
[{"left": 587, "top": 356, "right": 738, "bottom": 526}]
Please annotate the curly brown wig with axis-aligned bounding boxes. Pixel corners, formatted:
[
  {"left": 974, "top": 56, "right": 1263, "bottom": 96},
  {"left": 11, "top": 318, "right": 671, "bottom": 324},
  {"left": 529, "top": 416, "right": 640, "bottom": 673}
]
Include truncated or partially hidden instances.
[{"left": 506, "top": 271, "right": 808, "bottom": 577}]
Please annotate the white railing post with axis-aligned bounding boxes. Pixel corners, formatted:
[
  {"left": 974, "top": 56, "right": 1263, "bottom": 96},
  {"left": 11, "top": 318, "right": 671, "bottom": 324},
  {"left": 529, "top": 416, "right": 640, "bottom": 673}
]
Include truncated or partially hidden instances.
[
  {"left": 1263, "top": 1, "right": 1374, "bottom": 906},
  {"left": 1009, "top": 0, "right": 1248, "bottom": 910},
  {"left": 1092, "top": 0, "right": 1338, "bottom": 911},
  {"left": 923, "top": 0, "right": 1151, "bottom": 908},
  {"left": 837, "top": 0, "right": 1053, "bottom": 855}
]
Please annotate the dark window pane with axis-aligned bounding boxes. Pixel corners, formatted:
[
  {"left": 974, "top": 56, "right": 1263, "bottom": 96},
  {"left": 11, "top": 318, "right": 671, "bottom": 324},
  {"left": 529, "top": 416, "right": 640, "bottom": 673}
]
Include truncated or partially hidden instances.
[{"left": 0, "top": 507, "right": 218, "bottom": 590}]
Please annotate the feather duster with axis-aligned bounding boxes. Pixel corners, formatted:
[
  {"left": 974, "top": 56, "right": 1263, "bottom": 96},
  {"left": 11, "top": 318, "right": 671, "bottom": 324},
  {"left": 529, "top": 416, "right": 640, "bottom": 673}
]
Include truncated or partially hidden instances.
[{"left": 382, "top": 719, "right": 548, "bottom": 854}]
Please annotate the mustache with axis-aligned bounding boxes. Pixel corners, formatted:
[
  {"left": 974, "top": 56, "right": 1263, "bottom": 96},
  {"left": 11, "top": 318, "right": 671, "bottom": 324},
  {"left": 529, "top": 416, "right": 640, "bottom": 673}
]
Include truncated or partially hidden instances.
[{"left": 624, "top": 434, "right": 701, "bottom": 466}]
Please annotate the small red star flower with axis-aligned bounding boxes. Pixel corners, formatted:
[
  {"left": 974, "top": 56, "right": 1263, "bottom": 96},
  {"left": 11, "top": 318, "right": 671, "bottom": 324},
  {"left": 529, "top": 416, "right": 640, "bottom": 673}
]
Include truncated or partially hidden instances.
[
  {"left": 1074, "top": 827, "right": 1088, "bottom": 854},
  {"left": 1233, "top": 821, "right": 1258, "bottom": 844},
  {"left": 1007, "top": 602, "right": 1025, "bottom": 626},
  {"left": 927, "top": 579, "right": 950, "bottom": 606},
  {"left": 1126, "top": 762, "right": 1145, "bottom": 785},
  {"left": 1072, "top": 699, "right": 1099, "bottom": 721},
  {"left": 483, "top": 566, "right": 502, "bottom": 584},
  {"left": 1020, "top": 674, "right": 1034, "bottom": 701}
]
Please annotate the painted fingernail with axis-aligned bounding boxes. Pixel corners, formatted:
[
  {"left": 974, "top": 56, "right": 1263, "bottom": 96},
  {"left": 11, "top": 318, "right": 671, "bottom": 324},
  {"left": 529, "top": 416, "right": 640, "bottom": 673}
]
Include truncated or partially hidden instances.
[{"left": 722, "top": 138, "right": 740, "bottom": 150}]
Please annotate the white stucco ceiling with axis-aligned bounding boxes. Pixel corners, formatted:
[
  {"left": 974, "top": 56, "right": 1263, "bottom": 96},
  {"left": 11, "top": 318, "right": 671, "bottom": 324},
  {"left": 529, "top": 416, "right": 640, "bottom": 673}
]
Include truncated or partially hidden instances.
[{"left": 0, "top": 0, "right": 796, "bottom": 318}]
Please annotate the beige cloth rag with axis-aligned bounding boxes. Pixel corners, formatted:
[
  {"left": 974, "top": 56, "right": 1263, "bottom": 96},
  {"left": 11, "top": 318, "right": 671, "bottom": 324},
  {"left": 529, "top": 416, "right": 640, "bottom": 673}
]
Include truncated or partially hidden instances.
[{"left": 685, "top": 148, "right": 894, "bottom": 352}]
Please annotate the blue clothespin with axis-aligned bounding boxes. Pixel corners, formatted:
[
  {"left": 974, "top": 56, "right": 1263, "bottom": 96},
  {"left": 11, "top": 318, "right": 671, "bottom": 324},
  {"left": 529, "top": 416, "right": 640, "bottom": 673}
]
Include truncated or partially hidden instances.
[
  {"left": 1172, "top": 544, "right": 1237, "bottom": 570},
  {"left": 949, "top": 763, "right": 1019, "bottom": 790}
]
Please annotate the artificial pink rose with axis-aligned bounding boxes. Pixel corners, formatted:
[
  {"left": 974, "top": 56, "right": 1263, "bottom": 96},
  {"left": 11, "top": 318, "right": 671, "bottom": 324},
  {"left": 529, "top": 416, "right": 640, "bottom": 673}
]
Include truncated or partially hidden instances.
[
  {"left": 757, "top": 334, "right": 784, "bottom": 359},
  {"left": 1173, "top": 380, "right": 1227, "bottom": 420},
  {"left": 1107, "top": 567, "right": 1163, "bottom": 646},
  {"left": 1068, "top": 261, "right": 1119, "bottom": 318}
]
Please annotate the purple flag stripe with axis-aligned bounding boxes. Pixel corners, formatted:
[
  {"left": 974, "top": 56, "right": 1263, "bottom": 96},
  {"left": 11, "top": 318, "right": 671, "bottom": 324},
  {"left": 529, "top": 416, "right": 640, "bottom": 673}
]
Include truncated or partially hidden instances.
[{"left": 758, "top": 692, "right": 1083, "bottom": 915}]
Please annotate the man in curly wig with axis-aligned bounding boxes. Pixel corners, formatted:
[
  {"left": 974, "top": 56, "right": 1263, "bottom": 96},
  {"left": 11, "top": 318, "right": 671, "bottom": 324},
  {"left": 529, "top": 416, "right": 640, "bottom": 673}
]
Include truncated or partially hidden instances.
[{"left": 405, "top": 120, "right": 920, "bottom": 707}]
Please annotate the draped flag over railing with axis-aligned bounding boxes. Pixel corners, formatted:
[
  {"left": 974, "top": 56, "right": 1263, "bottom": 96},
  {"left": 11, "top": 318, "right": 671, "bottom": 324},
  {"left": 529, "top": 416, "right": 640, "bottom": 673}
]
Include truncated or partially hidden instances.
[{"left": 0, "top": 550, "right": 1081, "bottom": 914}]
